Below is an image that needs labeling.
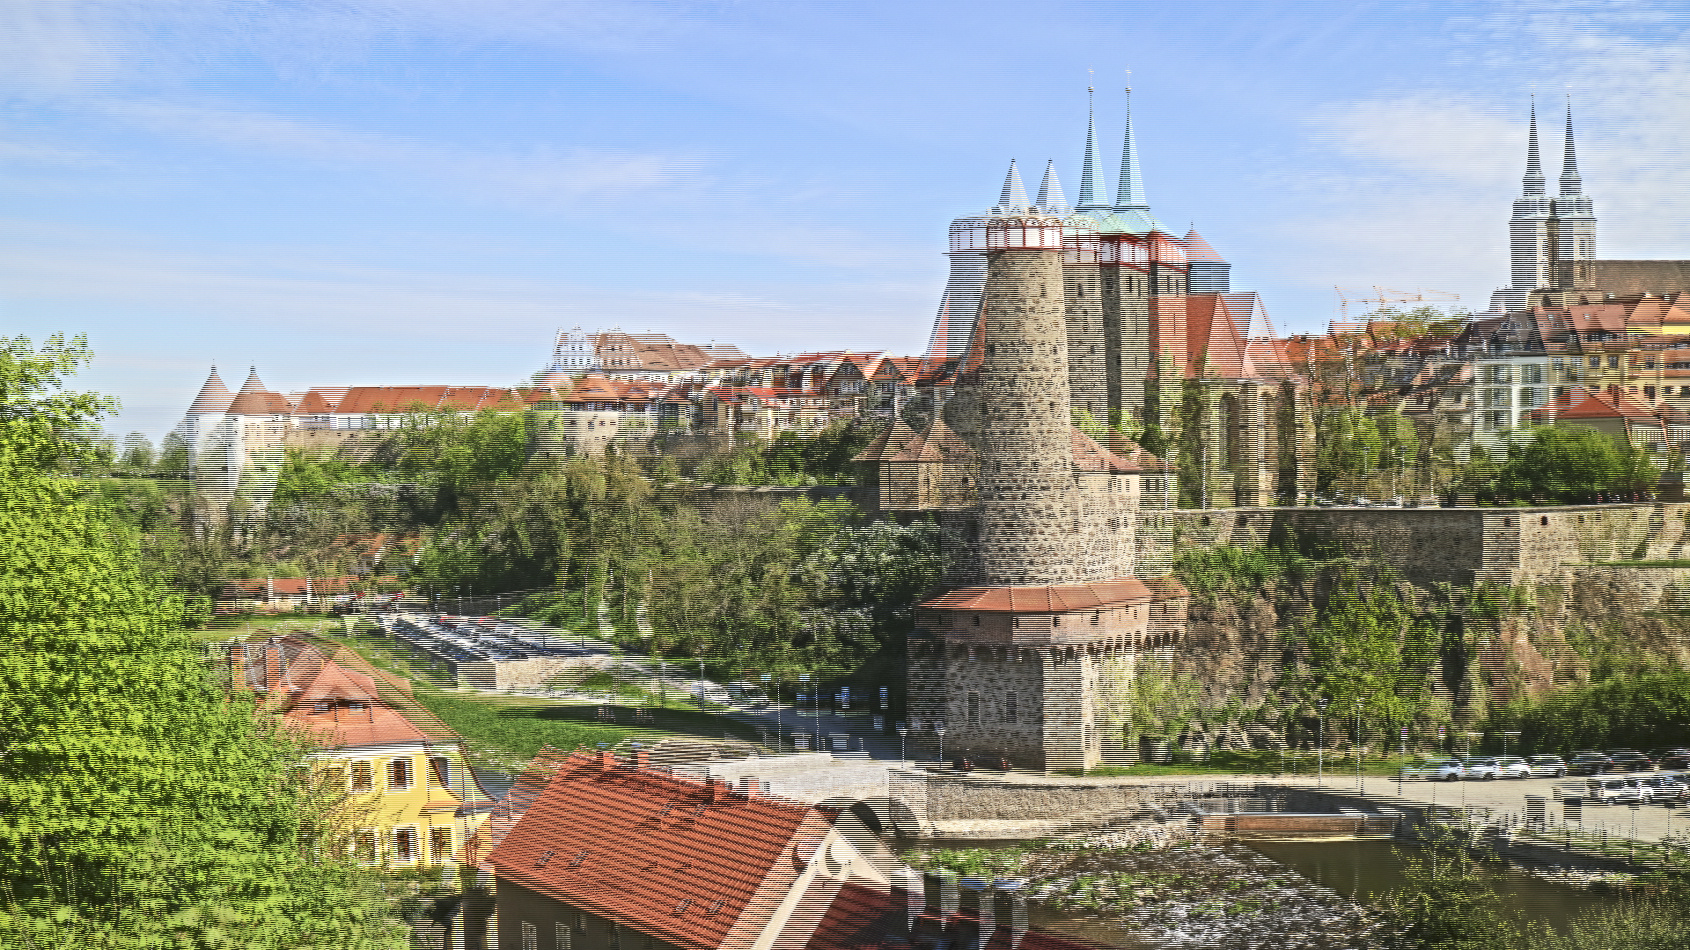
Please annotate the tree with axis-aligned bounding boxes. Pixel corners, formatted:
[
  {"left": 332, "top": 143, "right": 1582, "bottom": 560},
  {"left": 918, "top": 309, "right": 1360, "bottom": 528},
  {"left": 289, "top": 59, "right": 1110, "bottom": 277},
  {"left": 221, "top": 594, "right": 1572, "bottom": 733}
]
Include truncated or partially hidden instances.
[
  {"left": 157, "top": 431, "right": 190, "bottom": 474},
  {"left": 1498, "top": 425, "right": 1657, "bottom": 502},
  {"left": 119, "top": 431, "right": 155, "bottom": 469},
  {"left": 1316, "top": 408, "right": 1382, "bottom": 493},
  {"left": 0, "top": 336, "right": 397, "bottom": 948},
  {"left": 393, "top": 406, "right": 533, "bottom": 513}
]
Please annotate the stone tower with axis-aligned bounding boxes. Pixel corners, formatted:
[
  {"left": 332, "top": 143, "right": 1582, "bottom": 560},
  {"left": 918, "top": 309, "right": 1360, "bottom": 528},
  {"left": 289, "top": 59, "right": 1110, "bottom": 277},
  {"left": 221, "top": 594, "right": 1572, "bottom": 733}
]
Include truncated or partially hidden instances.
[{"left": 973, "top": 222, "right": 1080, "bottom": 587}]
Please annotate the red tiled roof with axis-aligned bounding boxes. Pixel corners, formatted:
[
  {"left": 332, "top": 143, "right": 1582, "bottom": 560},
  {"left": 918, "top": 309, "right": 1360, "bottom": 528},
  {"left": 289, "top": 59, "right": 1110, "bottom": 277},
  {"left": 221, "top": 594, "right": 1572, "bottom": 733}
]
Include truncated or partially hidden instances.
[
  {"left": 488, "top": 751, "right": 839, "bottom": 950},
  {"left": 227, "top": 372, "right": 292, "bottom": 415},
  {"left": 1070, "top": 428, "right": 1153, "bottom": 472},
  {"left": 331, "top": 386, "right": 522, "bottom": 414},
  {"left": 921, "top": 579, "right": 1156, "bottom": 613}
]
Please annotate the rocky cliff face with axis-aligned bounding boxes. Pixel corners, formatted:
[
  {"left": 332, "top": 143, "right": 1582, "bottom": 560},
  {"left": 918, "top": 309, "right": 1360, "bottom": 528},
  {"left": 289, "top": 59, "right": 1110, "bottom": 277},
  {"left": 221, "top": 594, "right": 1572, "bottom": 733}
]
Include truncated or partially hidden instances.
[{"left": 1161, "top": 555, "right": 1690, "bottom": 752}]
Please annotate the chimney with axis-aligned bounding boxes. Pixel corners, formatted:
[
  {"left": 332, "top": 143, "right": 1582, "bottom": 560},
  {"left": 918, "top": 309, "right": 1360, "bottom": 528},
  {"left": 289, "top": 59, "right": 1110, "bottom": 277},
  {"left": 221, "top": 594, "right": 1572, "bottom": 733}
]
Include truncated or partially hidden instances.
[
  {"left": 737, "top": 775, "right": 763, "bottom": 797},
  {"left": 923, "top": 870, "right": 959, "bottom": 923},
  {"left": 706, "top": 777, "right": 729, "bottom": 804},
  {"left": 897, "top": 869, "right": 923, "bottom": 933},
  {"left": 961, "top": 878, "right": 993, "bottom": 949},
  {"left": 994, "top": 882, "right": 1028, "bottom": 949},
  {"left": 597, "top": 750, "right": 616, "bottom": 770},
  {"left": 631, "top": 749, "right": 650, "bottom": 770}
]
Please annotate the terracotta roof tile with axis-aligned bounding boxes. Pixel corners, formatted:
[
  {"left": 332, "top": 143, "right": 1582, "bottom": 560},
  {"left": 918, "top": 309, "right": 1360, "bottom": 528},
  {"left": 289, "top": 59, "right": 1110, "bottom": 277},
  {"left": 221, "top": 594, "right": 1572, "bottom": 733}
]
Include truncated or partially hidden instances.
[
  {"left": 921, "top": 579, "right": 1156, "bottom": 613},
  {"left": 488, "top": 751, "right": 839, "bottom": 950}
]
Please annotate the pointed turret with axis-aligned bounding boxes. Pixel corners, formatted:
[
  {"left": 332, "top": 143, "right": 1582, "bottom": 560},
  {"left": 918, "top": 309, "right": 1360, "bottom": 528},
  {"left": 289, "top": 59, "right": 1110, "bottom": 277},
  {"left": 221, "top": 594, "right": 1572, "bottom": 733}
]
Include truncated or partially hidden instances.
[
  {"left": 1559, "top": 98, "right": 1582, "bottom": 196},
  {"left": 1180, "top": 228, "right": 1226, "bottom": 264},
  {"left": 1034, "top": 160, "right": 1066, "bottom": 212},
  {"left": 1114, "top": 86, "right": 1148, "bottom": 211},
  {"left": 1523, "top": 99, "right": 1545, "bottom": 196},
  {"left": 994, "top": 159, "right": 1028, "bottom": 212},
  {"left": 1076, "top": 87, "right": 1109, "bottom": 211},
  {"left": 227, "top": 366, "right": 290, "bottom": 415},
  {"left": 188, "top": 365, "right": 235, "bottom": 412}
]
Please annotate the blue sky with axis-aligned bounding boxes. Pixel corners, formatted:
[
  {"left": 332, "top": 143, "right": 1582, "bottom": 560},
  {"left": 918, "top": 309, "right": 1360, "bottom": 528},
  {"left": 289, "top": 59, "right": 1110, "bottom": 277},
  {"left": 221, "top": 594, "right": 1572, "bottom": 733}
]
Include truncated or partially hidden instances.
[{"left": 4, "top": 2, "right": 1689, "bottom": 441}]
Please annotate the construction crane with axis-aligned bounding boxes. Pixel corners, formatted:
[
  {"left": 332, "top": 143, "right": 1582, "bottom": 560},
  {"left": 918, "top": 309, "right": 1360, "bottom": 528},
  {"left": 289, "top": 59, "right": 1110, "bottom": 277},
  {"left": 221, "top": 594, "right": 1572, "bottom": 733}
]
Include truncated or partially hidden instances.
[{"left": 1334, "top": 286, "right": 1461, "bottom": 325}]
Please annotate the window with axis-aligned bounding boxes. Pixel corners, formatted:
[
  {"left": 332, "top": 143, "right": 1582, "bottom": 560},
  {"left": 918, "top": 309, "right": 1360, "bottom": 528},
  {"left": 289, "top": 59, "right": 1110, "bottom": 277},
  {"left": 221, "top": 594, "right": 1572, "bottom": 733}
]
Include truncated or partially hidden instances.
[
  {"left": 430, "top": 827, "right": 454, "bottom": 864},
  {"left": 313, "top": 700, "right": 334, "bottom": 713},
  {"left": 388, "top": 757, "right": 413, "bottom": 791},
  {"left": 1590, "top": 357, "right": 1600, "bottom": 368},
  {"left": 522, "top": 922, "right": 539, "bottom": 950},
  {"left": 556, "top": 924, "right": 572, "bottom": 950},
  {"left": 351, "top": 831, "right": 377, "bottom": 862},
  {"left": 394, "top": 827, "right": 419, "bottom": 862},
  {"left": 1610, "top": 356, "right": 1620, "bottom": 369},
  {"left": 971, "top": 614, "right": 979, "bottom": 626},
  {"left": 967, "top": 692, "right": 980, "bottom": 725},
  {"left": 430, "top": 756, "right": 452, "bottom": 789},
  {"left": 1005, "top": 693, "right": 1017, "bottom": 724},
  {"left": 349, "top": 761, "right": 372, "bottom": 792}
]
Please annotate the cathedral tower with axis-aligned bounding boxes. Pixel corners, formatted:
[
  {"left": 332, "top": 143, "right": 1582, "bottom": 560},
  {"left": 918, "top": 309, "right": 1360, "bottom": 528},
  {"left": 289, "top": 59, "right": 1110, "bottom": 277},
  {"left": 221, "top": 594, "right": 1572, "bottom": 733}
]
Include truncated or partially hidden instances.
[{"left": 1492, "top": 98, "right": 1597, "bottom": 311}]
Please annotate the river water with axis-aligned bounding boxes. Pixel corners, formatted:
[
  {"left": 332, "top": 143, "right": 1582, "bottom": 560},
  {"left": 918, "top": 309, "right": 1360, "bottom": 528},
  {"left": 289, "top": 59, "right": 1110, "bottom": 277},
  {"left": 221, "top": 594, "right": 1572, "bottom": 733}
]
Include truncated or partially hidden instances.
[
  {"left": 1244, "top": 839, "right": 1625, "bottom": 935},
  {"left": 900, "top": 834, "right": 1640, "bottom": 949}
]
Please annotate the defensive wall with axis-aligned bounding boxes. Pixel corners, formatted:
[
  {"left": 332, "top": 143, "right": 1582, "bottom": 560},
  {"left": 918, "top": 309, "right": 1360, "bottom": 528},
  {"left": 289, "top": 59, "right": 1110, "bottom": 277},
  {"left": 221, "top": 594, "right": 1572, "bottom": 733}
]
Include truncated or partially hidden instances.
[{"left": 1133, "top": 502, "right": 1690, "bottom": 589}]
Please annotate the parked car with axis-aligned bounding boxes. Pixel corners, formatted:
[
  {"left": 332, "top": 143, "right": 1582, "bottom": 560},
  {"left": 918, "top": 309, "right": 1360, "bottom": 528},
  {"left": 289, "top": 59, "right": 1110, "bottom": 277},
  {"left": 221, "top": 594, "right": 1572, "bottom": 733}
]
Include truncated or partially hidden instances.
[
  {"left": 1569, "top": 752, "right": 1615, "bottom": 776},
  {"left": 1587, "top": 776, "right": 1652, "bottom": 804},
  {"left": 1641, "top": 774, "right": 1688, "bottom": 803},
  {"left": 1606, "top": 750, "right": 1656, "bottom": 772},
  {"left": 1401, "top": 757, "right": 1466, "bottom": 782},
  {"left": 1657, "top": 749, "right": 1690, "bottom": 771},
  {"left": 1527, "top": 755, "right": 1568, "bottom": 778},
  {"left": 1463, "top": 757, "right": 1503, "bottom": 780},
  {"left": 1491, "top": 756, "right": 1533, "bottom": 779}
]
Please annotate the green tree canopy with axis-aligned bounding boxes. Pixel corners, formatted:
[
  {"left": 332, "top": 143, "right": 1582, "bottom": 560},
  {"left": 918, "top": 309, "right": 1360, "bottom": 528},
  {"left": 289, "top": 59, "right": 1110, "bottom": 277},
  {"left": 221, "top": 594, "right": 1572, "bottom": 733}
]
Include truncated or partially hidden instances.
[
  {"left": 1497, "top": 425, "right": 1657, "bottom": 501},
  {"left": 0, "top": 337, "right": 396, "bottom": 948}
]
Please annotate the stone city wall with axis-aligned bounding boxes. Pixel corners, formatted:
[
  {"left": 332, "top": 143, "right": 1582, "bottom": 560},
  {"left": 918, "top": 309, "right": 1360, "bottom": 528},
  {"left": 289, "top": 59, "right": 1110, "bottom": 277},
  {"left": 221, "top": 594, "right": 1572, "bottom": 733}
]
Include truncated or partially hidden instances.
[{"left": 1129, "top": 503, "right": 1690, "bottom": 589}]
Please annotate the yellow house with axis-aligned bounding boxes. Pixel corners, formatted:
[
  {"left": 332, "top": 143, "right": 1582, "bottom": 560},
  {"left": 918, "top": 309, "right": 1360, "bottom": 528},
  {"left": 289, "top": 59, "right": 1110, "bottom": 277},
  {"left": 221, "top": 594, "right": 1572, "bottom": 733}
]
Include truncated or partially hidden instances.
[{"left": 236, "top": 636, "right": 493, "bottom": 867}]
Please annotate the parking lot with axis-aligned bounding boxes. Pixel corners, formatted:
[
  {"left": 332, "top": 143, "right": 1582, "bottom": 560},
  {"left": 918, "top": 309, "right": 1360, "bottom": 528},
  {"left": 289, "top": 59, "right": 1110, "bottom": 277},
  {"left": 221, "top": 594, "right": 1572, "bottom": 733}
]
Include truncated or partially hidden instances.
[{"left": 1286, "top": 771, "right": 1690, "bottom": 843}]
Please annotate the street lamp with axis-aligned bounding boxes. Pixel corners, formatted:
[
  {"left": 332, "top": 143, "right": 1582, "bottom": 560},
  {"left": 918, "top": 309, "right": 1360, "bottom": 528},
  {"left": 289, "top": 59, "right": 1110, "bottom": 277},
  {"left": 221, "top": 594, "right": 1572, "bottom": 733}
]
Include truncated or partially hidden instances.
[
  {"left": 1501, "top": 730, "right": 1521, "bottom": 759},
  {"left": 897, "top": 722, "right": 909, "bottom": 766},
  {"left": 1353, "top": 703, "right": 1364, "bottom": 794},
  {"left": 1316, "top": 698, "right": 1330, "bottom": 787},
  {"left": 761, "top": 673, "right": 779, "bottom": 752},
  {"left": 935, "top": 721, "right": 947, "bottom": 764}
]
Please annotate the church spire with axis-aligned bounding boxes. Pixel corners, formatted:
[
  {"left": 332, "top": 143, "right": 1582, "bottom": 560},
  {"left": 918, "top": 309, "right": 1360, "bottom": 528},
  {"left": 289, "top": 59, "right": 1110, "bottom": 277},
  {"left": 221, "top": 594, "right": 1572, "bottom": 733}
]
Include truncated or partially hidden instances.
[
  {"left": 995, "top": 159, "right": 1028, "bottom": 212},
  {"left": 1076, "top": 86, "right": 1108, "bottom": 210},
  {"left": 1559, "top": 96, "right": 1582, "bottom": 196},
  {"left": 1035, "top": 160, "right": 1066, "bottom": 211},
  {"left": 1114, "top": 84, "right": 1147, "bottom": 211},
  {"left": 1522, "top": 97, "right": 1545, "bottom": 196}
]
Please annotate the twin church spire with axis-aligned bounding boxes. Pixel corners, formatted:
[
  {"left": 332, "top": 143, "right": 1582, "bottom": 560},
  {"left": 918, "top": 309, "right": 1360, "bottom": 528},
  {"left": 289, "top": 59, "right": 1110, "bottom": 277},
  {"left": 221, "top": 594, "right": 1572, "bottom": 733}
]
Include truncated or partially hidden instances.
[{"left": 1522, "top": 95, "right": 1583, "bottom": 198}]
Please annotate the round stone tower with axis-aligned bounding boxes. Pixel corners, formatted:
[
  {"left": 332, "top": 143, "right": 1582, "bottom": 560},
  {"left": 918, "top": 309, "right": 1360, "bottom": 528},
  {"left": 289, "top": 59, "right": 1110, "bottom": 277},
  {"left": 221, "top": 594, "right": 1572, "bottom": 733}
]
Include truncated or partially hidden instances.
[{"left": 974, "top": 216, "right": 1079, "bottom": 587}]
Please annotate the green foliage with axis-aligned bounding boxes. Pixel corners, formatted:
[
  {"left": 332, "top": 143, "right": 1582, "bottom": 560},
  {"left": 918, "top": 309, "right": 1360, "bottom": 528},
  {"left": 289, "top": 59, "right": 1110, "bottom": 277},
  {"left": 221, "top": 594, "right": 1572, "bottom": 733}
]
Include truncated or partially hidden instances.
[
  {"left": 157, "top": 431, "right": 190, "bottom": 474},
  {"left": 1299, "top": 564, "right": 1439, "bottom": 728},
  {"left": 1376, "top": 835, "right": 1540, "bottom": 950},
  {"left": 1493, "top": 670, "right": 1690, "bottom": 754},
  {"left": 1497, "top": 426, "right": 1658, "bottom": 502},
  {"left": 271, "top": 448, "right": 375, "bottom": 508},
  {"left": 1538, "top": 899, "right": 1690, "bottom": 950},
  {"left": 0, "top": 334, "right": 113, "bottom": 470},
  {"left": 1173, "top": 543, "right": 1317, "bottom": 601},
  {"left": 695, "top": 420, "right": 874, "bottom": 487},
  {"left": 1316, "top": 408, "right": 1383, "bottom": 492},
  {"left": 0, "top": 337, "right": 398, "bottom": 948},
  {"left": 393, "top": 407, "right": 533, "bottom": 513}
]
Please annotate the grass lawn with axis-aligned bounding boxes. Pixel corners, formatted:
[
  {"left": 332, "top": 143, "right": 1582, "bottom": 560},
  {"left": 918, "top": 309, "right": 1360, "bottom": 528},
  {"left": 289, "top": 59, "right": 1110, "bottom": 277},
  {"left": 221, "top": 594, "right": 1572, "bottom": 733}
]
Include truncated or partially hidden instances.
[
  {"left": 187, "top": 612, "right": 342, "bottom": 644},
  {"left": 305, "top": 627, "right": 766, "bottom": 767}
]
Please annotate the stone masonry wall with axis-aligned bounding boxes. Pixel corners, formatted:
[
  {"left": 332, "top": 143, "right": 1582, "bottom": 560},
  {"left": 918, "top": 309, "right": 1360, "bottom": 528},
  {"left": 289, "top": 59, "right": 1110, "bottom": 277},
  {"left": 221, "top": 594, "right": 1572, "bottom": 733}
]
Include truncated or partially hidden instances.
[
  {"left": 974, "top": 247, "right": 1078, "bottom": 587},
  {"left": 1130, "top": 503, "right": 1690, "bottom": 588}
]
